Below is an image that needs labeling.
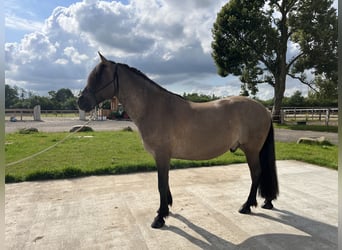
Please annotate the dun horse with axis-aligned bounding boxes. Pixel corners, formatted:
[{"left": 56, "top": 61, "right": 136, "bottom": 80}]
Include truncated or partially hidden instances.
[{"left": 78, "top": 53, "right": 279, "bottom": 228}]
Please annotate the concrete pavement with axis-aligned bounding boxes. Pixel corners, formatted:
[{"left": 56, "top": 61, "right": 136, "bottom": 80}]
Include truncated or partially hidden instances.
[{"left": 5, "top": 161, "right": 337, "bottom": 249}]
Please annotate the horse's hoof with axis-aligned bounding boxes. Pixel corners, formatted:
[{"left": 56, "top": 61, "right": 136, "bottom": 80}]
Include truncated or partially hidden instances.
[
  {"left": 262, "top": 201, "right": 274, "bottom": 210},
  {"left": 239, "top": 206, "right": 251, "bottom": 214},
  {"left": 151, "top": 216, "right": 165, "bottom": 229}
]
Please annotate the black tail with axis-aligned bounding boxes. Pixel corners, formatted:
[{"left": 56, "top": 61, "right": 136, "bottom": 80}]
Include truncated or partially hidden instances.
[{"left": 258, "top": 122, "right": 279, "bottom": 200}]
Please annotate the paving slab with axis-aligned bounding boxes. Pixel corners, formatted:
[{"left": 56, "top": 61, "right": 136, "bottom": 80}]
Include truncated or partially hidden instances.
[{"left": 5, "top": 161, "right": 337, "bottom": 249}]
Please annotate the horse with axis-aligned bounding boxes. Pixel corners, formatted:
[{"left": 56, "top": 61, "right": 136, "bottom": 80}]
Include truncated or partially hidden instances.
[{"left": 78, "top": 53, "right": 279, "bottom": 229}]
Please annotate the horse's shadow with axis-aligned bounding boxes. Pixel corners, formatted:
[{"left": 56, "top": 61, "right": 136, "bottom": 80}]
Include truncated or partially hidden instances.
[{"left": 163, "top": 209, "right": 337, "bottom": 249}]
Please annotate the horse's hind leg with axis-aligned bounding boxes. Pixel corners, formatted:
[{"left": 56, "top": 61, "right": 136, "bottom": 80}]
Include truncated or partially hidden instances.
[
  {"left": 239, "top": 151, "right": 261, "bottom": 214},
  {"left": 262, "top": 200, "right": 274, "bottom": 209},
  {"left": 167, "top": 187, "right": 173, "bottom": 207}
]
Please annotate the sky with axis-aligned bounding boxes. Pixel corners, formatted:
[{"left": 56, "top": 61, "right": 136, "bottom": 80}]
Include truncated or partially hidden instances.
[{"left": 4, "top": 0, "right": 337, "bottom": 100}]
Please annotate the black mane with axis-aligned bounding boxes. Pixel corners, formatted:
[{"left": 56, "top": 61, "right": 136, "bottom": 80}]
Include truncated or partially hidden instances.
[{"left": 116, "top": 62, "right": 185, "bottom": 100}]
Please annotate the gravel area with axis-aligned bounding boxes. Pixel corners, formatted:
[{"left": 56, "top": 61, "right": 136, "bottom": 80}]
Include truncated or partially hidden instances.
[
  {"left": 5, "top": 117, "right": 338, "bottom": 145},
  {"left": 5, "top": 118, "right": 137, "bottom": 134},
  {"left": 274, "top": 128, "right": 338, "bottom": 145}
]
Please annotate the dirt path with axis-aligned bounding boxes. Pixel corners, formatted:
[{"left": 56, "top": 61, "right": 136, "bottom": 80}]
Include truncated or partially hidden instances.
[
  {"left": 274, "top": 128, "right": 338, "bottom": 145},
  {"left": 5, "top": 118, "right": 138, "bottom": 134}
]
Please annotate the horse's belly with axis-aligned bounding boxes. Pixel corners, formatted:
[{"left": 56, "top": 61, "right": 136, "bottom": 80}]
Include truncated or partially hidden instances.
[{"left": 171, "top": 137, "right": 232, "bottom": 161}]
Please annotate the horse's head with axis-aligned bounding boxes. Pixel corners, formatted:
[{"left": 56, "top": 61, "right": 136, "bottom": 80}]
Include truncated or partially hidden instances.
[{"left": 78, "top": 52, "right": 118, "bottom": 112}]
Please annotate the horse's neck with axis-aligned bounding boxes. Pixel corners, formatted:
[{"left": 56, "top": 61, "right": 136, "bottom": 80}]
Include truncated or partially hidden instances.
[{"left": 116, "top": 65, "right": 166, "bottom": 123}]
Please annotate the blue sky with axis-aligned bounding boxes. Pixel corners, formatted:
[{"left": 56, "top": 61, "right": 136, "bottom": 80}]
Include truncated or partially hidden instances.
[
  {"left": 5, "top": 0, "right": 76, "bottom": 41},
  {"left": 5, "top": 0, "right": 337, "bottom": 100}
]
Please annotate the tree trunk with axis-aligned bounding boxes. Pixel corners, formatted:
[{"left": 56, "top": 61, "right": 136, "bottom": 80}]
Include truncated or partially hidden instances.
[
  {"left": 272, "top": 2, "right": 288, "bottom": 124},
  {"left": 272, "top": 78, "right": 285, "bottom": 123}
]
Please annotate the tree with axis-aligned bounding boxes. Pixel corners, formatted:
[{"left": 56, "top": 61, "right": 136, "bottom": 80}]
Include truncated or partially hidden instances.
[
  {"left": 182, "top": 93, "right": 219, "bottom": 102},
  {"left": 49, "top": 88, "right": 77, "bottom": 109},
  {"left": 55, "top": 88, "right": 74, "bottom": 103},
  {"left": 5, "top": 86, "right": 78, "bottom": 110},
  {"left": 285, "top": 90, "right": 305, "bottom": 107},
  {"left": 310, "top": 75, "right": 338, "bottom": 101},
  {"left": 5, "top": 84, "right": 19, "bottom": 108},
  {"left": 211, "top": 0, "right": 337, "bottom": 122}
]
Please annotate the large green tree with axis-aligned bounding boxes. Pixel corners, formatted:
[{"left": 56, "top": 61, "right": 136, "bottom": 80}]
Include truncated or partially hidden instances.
[{"left": 211, "top": 0, "right": 337, "bottom": 122}]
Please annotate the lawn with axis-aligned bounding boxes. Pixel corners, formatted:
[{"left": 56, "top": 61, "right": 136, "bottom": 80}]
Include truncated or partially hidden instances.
[{"left": 5, "top": 130, "right": 338, "bottom": 183}]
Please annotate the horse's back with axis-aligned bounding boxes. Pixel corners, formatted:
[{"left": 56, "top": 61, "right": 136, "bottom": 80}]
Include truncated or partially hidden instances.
[{"left": 188, "top": 96, "right": 270, "bottom": 128}]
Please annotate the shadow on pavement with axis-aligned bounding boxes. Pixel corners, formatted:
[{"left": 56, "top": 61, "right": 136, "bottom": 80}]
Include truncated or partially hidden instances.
[{"left": 164, "top": 210, "right": 337, "bottom": 249}]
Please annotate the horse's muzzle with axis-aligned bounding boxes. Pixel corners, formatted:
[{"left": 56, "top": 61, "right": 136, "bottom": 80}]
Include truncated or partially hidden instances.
[{"left": 78, "top": 95, "right": 96, "bottom": 112}]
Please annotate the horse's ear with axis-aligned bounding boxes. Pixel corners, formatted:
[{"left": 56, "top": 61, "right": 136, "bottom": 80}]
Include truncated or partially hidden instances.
[{"left": 98, "top": 52, "right": 108, "bottom": 63}]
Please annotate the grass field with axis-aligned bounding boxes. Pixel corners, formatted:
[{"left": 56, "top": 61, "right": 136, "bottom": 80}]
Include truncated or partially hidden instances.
[{"left": 5, "top": 130, "right": 338, "bottom": 183}]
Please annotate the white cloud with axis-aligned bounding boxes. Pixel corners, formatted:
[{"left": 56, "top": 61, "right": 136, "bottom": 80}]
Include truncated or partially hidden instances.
[
  {"left": 6, "top": 0, "right": 228, "bottom": 96},
  {"left": 6, "top": 0, "right": 331, "bottom": 99},
  {"left": 55, "top": 58, "right": 68, "bottom": 65},
  {"left": 64, "top": 47, "right": 89, "bottom": 64}
]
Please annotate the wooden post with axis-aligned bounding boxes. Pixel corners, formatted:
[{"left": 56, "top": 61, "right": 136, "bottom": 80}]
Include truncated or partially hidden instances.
[{"left": 325, "top": 109, "right": 330, "bottom": 126}]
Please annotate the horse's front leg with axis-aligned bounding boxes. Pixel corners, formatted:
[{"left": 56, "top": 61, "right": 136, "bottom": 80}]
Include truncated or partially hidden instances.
[{"left": 151, "top": 156, "right": 172, "bottom": 229}]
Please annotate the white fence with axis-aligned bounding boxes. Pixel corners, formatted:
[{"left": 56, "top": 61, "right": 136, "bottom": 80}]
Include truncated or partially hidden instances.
[
  {"left": 281, "top": 107, "right": 338, "bottom": 125},
  {"left": 5, "top": 108, "right": 35, "bottom": 121},
  {"left": 5, "top": 106, "right": 79, "bottom": 121},
  {"left": 6, "top": 106, "right": 338, "bottom": 126}
]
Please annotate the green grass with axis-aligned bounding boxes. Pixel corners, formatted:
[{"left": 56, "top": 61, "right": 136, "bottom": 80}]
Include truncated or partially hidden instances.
[
  {"left": 275, "top": 142, "right": 337, "bottom": 169},
  {"left": 5, "top": 131, "right": 337, "bottom": 183}
]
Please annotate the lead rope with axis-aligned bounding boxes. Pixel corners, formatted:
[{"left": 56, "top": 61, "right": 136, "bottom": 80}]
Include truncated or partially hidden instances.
[{"left": 6, "top": 110, "right": 97, "bottom": 167}]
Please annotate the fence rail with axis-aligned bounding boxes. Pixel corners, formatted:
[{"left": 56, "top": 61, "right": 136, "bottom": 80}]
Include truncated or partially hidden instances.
[
  {"left": 6, "top": 107, "right": 338, "bottom": 125},
  {"left": 5, "top": 108, "right": 80, "bottom": 121},
  {"left": 281, "top": 107, "right": 338, "bottom": 125},
  {"left": 5, "top": 108, "right": 34, "bottom": 121},
  {"left": 40, "top": 110, "right": 79, "bottom": 117}
]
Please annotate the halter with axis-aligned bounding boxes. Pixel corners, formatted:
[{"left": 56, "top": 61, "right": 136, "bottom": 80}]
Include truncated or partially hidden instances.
[{"left": 87, "top": 62, "right": 119, "bottom": 103}]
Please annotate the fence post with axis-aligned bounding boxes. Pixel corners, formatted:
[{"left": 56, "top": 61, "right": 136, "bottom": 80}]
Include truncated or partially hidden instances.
[
  {"left": 79, "top": 110, "right": 86, "bottom": 121},
  {"left": 280, "top": 109, "right": 284, "bottom": 124},
  {"left": 33, "top": 105, "right": 41, "bottom": 121}
]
